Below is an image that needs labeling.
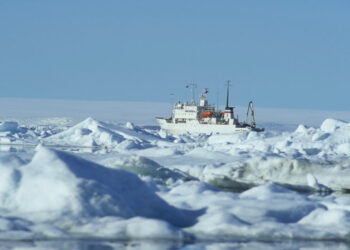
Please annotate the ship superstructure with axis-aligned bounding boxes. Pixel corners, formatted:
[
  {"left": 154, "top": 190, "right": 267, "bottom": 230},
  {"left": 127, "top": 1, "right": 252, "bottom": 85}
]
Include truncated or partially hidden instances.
[{"left": 156, "top": 82, "right": 264, "bottom": 135}]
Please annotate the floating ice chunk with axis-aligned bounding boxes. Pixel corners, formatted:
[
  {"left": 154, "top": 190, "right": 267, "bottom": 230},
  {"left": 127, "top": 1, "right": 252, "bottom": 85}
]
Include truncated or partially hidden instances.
[
  {"left": 0, "top": 137, "right": 12, "bottom": 144},
  {"left": 306, "top": 173, "right": 332, "bottom": 193},
  {"left": 125, "top": 121, "right": 135, "bottom": 130},
  {"left": 73, "top": 216, "right": 187, "bottom": 239},
  {"left": 102, "top": 155, "right": 196, "bottom": 184},
  {"left": 298, "top": 208, "right": 350, "bottom": 228},
  {"left": 0, "top": 216, "right": 35, "bottom": 240},
  {"left": 336, "top": 143, "right": 350, "bottom": 155},
  {"left": 294, "top": 124, "right": 317, "bottom": 136},
  {"left": 0, "top": 216, "right": 71, "bottom": 240},
  {"left": 240, "top": 183, "right": 301, "bottom": 201},
  {"left": 189, "top": 210, "right": 250, "bottom": 236},
  {"left": 295, "top": 124, "right": 308, "bottom": 134},
  {"left": 238, "top": 183, "right": 320, "bottom": 224},
  {"left": 1, "top": 147, "right": 201, "bottom": 228},
  {"left": 306, "top": 173, "right": 317, "bottom": 187},
  {"left": 320, "top": 119, "right": 348, "bottom": 133},
  {"left": 125, "top": 217, "right": 186, "bottom": 239},
  {"left": 29, "top": 223, "right": 69, "bottom": 238},
  {"left": 158, "top": 129, "right": 167, "bottom": 139},
  {"left": 116, "top": 140, "right": 140, "bottom": 150}
]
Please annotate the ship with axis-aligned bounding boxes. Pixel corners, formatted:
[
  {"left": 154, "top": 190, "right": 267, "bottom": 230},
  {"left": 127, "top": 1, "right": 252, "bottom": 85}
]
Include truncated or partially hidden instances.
[{"left": 156, "top": 81, "right": 264, "bottom": 135}]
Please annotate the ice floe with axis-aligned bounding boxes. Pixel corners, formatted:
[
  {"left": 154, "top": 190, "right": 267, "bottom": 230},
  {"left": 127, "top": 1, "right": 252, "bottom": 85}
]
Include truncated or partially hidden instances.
[
  {"left": 1, "top": 116, "right": 350, "bottom": 246},
  {"left": 0, "top": 147, "right": 202, "bottom": 240},
  {"left": 44, "top": 117, "right": 161, "bottom": 150},
  {"left": 102, "top": 155, "right": 196, "bottom": 185}
]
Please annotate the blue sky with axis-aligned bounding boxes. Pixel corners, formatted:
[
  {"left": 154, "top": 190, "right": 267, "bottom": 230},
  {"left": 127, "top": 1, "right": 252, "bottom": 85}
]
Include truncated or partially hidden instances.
[{"left": 1, "top": 1, "right": 349, "bottom": 110}]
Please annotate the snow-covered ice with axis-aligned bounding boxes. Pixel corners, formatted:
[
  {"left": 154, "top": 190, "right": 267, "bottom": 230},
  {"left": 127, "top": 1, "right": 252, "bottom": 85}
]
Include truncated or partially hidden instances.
[
  {"left": 1, "top": 101, "right": 350, "bottom": 248},
  {"left": 44, "top": 117, "right": 158, "bottom": 149},
  {"left": 1, "top": 146, "right": 350, "bottom": 243}
]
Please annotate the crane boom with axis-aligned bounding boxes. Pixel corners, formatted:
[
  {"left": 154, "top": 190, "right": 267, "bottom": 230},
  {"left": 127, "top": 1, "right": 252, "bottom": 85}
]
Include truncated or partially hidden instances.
[{"left": 246, "top": 101, "right": 256, "bottom": 128}]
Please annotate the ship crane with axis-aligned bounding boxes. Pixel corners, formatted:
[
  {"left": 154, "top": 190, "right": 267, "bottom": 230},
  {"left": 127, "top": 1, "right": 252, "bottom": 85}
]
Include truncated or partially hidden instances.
[{"left": 246, "top": 101, "right": 256, "bottom": 128}]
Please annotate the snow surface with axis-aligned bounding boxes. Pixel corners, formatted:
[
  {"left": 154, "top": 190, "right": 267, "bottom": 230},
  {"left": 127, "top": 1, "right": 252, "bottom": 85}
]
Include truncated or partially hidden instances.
[
  {"left": 44, "top": 117, "right": 159, "bottom": 149},
  {"left": 1, "top": 146, "right": 350, "bottom": 245},
  {"left": 1, "top": 100, "right": 350, "bottom": 247},
  {"left": 2, "top": 146, "right": 350, "bottom": 244}
]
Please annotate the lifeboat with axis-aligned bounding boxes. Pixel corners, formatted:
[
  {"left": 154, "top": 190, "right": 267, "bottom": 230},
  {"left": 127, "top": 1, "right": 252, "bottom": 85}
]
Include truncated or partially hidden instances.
[{"left": 201, "top": 111, "right": 213, "bottom": 118}]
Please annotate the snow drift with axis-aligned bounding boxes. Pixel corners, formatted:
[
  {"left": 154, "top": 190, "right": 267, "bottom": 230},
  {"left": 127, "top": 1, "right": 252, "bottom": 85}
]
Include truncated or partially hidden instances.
[
  {"left": 0, "top": 146, "right": 204, "bottom": 239},
  {"left": 11, "top": 147, "right": 201, "bottom": 225},
  {"left": 102, "top": 155, "right": 196, "bottom": 185},
  {"left": 44, "top": 117, "right": 160, "bottom": 149}
]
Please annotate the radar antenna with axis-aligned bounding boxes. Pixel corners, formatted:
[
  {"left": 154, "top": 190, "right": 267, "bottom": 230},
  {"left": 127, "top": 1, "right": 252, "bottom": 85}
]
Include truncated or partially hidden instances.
[{"left": 201, "top": 88, "right": 209, "bottom": 98}]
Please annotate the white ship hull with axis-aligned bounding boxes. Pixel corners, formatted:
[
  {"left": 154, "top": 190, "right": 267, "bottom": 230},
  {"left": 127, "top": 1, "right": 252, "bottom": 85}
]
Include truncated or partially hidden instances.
[
  {"left": 156, "top": 118, "right": 254, "bottom": 135},
  {"left": 156, "top": 83, "right": 264, "bottom": 135}
]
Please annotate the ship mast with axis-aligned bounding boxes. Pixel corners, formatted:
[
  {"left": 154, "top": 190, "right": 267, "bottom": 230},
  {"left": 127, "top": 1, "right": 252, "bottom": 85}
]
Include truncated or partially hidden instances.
[
  {"left": 186, "top": 83, "right": 197, "bottom": 104},
  {"left": 226, "top": 80, "right": 231, "bottom": 108},
  {"left": 169, "top": 93, "right": 174, "bottom": 118}
]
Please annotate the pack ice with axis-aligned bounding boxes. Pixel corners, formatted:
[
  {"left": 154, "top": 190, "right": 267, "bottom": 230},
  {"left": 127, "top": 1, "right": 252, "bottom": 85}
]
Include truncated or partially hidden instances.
[
  {"left": 0, "top": 146, "right": 202, "bottom": 240},
  {"left": 44, "top": 117, "right": 159, "bottom": 149},
  {"left": 1, "top": 117, "right": 350, "bottom": 243},
  {"left": 148, "top": 118, "right": 350, "bottom": 192}
]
